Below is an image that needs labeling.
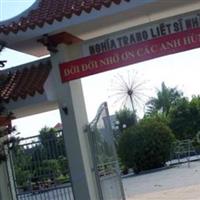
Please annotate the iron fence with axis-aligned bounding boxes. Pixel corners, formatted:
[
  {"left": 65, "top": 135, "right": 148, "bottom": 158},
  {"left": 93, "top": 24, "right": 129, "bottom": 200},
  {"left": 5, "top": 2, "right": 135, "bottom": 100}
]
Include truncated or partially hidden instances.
[{"left": 8, "top": 131, "right": 74, "bottom": 200}]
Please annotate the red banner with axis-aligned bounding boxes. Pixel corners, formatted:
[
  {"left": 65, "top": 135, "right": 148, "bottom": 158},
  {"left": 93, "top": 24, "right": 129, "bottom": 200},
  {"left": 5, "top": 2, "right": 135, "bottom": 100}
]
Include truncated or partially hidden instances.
[{"left": 60, "top": 28, "right": 200, "bottom": 82}]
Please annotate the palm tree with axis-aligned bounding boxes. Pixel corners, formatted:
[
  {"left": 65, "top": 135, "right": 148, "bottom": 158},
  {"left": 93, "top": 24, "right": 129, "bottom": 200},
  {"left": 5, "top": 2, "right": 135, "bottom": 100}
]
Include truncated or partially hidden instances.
[{"left": 146, "top": 82, "right": 183, "bottom": 116}]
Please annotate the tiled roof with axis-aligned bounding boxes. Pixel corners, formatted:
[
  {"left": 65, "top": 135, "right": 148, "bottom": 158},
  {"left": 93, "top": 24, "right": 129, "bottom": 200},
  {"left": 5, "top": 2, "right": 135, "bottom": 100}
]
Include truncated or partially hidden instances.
[
  {"left": 54, "top": 123, "right": 63, "bottom": 131},
  {"left": 0, "top": 61, "right": 52, "bottom": 102},
  {"left": 0, "top": 0, "right": 130, "bottom": 35}
]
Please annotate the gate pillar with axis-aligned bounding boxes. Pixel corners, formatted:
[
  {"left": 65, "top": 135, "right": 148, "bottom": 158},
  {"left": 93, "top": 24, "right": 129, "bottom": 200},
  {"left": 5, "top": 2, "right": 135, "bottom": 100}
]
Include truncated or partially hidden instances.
[
  {"left": 0, "top": 162, "right": 13, "bottom": 200},
  {"left": 50, "top": 43, "right": 100, "bottom": 200}
]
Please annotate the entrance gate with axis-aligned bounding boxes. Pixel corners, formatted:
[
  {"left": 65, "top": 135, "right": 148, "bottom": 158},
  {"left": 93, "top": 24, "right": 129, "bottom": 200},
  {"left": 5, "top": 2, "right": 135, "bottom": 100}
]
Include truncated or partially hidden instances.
[
  {"left": 89, "top": 102, "right": 126, "bottom": 200},
  {"left": 8, "top": 130, "right": 74, "bottom": 200}
]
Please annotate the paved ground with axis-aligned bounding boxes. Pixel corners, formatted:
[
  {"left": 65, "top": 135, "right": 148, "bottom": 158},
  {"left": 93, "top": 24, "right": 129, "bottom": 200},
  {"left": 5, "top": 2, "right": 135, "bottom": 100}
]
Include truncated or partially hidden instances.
[
  {"left": 18, "top": 185, "right": 74, "bottom": 200},
  {"left": 123, "top": 161, "right": 200, "bottom": 200},
  {"left": 17, "top": 160, "right": 200, "bottom": 200}
]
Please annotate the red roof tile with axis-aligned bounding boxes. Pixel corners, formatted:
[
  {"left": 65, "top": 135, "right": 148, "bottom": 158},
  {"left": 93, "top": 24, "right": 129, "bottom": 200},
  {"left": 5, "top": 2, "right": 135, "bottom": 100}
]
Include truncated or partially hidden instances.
[
  {"left": 0, "top": 0, "right": 130, "bottom": 35},
  {"left": 0, "top": 61, "right": 52, "bottom": 102},
  {"left": 54, "top": 123, "right": 63, "bottom": 131}
]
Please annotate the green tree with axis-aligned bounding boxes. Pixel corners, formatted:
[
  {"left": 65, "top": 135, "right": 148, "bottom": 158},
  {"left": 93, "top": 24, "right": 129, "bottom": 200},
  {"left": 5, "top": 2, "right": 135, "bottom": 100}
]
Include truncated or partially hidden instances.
[
  {"left": 33, "top": 159, "right": 61, "bottom": 181},
  {"left": 114, "top": 108, "right": 137, "bottom": 145},
  {"left": 169, "top": 96, "right": 200, "bottom": 140},
  {"left": 35, "top": 127, "right": 69, "bottom": 181},
  {"left": 39, "top": 127, "right": 58, "bottom": 159},
  {"left": 14, "top": 126, "right": 69, "bottom": 187},
  {"left": 144, "top": 112, "right": 169, "bottom": 125},
  {"left": 58, "top": 156, "right": 69, "bottom": 177},
  {"left": 118, "top": 117, "right": 175, "bottom": 173},
  {"left": 146, "top": 82, "right": 183, "bottom": 116},
  {"left": 115, "top": 108, "right": 137, "bottom": 132},
  {"left": 14, "top": 147, "right": 32, "bottom": 189},
  {"left": 39, "top": 127, "right": 57, "bottom": 145}
]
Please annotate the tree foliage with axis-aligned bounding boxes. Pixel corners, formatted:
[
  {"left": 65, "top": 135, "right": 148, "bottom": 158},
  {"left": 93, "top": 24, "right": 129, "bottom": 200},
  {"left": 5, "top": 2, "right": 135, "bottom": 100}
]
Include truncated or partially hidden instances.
[
  {"left": 113, "top": 107, "right": 137, "bottom": 146},
  {"left": 14, "top": 147, "right": 32, "bottom": 188},
  {"left": 115, "top": 108, "right": 137, "bottom": 132},
  {"left": 146, "top": 82, "right": 183, "bottom": 116},
  {"left": 116, "top": 82, "right": 200, "bottom": 173},
  {"left": 169, "top": 96, "right": 200, "bottom": 140},
  {"left": 118, "top": 117, "right": 175, "bottom": 173},
  {"left": 14, "top": 126, "right": 69, "bottom": 189}
]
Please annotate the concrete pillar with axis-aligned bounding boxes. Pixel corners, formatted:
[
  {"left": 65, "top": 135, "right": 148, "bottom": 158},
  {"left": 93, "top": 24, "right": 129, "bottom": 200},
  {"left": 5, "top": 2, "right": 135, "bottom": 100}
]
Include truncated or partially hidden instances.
[
  {"left": 50, "top": 43, "right": 100, "bottom": 200},
  {"left": 0, "top": 162, "right": 13, "bottom": 200}
]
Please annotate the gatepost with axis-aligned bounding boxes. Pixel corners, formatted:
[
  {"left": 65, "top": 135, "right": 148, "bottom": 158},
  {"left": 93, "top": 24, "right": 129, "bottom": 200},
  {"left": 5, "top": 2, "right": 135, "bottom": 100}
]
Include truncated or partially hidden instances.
[
  {"left": 0, "top": 161, "right": 14, "bottom": 200},
  {"left": 50, "top": 43, "right": 100, "bottom": 200}
]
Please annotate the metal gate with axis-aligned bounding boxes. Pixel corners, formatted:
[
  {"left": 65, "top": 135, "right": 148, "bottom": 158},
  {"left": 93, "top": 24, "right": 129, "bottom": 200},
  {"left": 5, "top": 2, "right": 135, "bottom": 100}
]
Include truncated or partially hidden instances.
[
  {"left": 89, "top": 102, "right": 126, "bottom": 200},
  {"left": 8, "top": 130, "right": 74, "bottom": 200}
]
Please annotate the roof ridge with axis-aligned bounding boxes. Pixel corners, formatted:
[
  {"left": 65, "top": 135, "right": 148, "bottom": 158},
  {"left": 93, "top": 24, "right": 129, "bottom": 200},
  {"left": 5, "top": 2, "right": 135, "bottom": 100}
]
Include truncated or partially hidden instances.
[
  {"left": 0, "top": 0, "right": 129, "bottom": 35},
  {"left": 0, "top": 59, "right": 52, "bottom": 102},
  {"left": 1, "top": 57, "right": 51, "bottom": 75}
]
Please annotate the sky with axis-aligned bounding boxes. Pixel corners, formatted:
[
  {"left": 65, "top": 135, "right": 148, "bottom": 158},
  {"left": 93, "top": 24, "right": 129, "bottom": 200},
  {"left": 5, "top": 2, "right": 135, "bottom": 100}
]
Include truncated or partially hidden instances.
[{"left": 1, "top": 1, "right": 200, "bottom": 137}]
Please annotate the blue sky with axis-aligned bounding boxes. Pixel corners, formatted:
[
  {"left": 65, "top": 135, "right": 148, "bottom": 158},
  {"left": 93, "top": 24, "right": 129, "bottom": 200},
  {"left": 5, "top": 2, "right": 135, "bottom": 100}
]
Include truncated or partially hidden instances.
[
  {"left": 0, "top": 0, "right": 35, "bottom": 21},
  {"left": 1, "top": 1, "right": 200, "bottom": 137}
]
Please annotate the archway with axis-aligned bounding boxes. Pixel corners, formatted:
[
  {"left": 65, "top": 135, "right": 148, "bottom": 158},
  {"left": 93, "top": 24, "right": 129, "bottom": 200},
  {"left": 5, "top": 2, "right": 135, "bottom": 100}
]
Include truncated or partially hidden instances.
[{"left": 1, "top": 1, "right": 200, "bottom": 200}]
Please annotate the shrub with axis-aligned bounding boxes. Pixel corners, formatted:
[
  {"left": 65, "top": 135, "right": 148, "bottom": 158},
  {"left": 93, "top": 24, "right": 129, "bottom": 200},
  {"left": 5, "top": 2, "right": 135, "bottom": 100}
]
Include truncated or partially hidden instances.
[{"left": 118, "top": 118, "right": 175, "bottom": 173}]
